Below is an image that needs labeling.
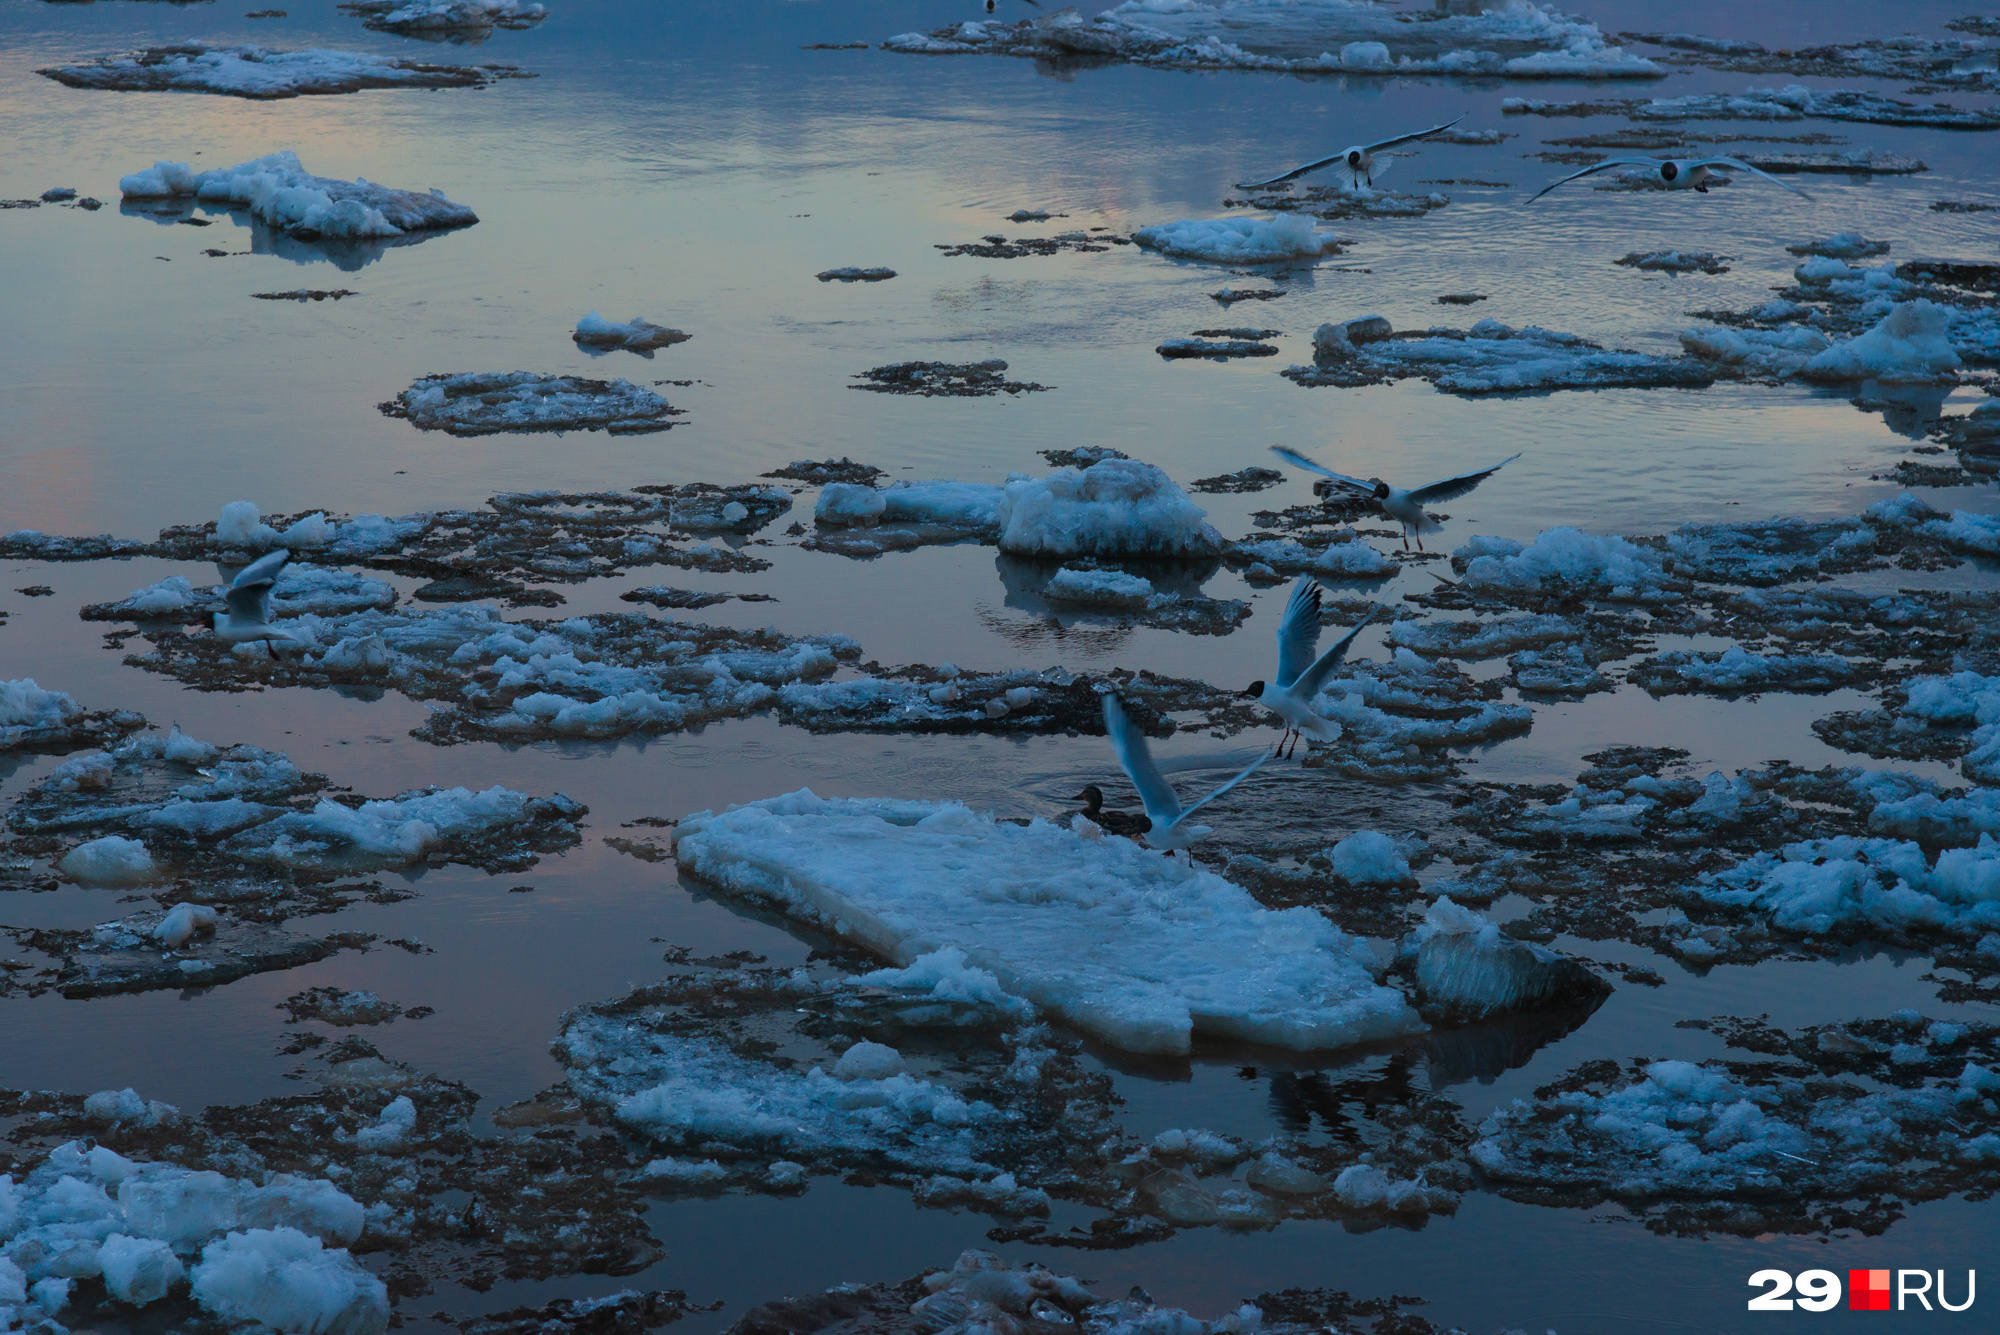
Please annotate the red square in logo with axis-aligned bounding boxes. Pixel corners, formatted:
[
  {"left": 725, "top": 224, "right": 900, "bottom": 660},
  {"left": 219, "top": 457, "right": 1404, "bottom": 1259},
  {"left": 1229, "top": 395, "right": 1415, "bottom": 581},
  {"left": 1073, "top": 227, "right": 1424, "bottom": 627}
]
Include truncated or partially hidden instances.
[{"left": 1849, "top": 1269, "right": 1892, "bottom": 1311}]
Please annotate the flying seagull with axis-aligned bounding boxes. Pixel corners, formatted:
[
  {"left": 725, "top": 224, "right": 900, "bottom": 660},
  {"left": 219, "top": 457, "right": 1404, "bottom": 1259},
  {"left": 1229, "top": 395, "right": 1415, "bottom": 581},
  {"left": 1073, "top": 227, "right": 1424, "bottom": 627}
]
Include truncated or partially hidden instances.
[
  {"left": 1270, "top": 445, "right": 1522, "bottom": 551},
  {"left": 1243, "top": 579, "right": 1377, "bottom": 758},
  {"left": 1101, "top": 694, "right": 1271, "bottom": 859},
  {"left": 1238, "top": 114, "right": 1467, "bottom": 191},
  {"left": 1529, "top": 156, "right": 1812, "bottom": 203},
  {"left": 212, "top": 547, "right": 294, "bottom": 660}
]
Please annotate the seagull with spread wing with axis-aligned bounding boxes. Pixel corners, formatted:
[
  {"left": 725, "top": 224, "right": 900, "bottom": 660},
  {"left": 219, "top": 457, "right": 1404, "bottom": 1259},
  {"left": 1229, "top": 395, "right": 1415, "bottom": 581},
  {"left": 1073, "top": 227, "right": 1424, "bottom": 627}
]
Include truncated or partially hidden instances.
[
  {"left": 1238, "top": 114, "right": 1466, "bottom": 191},
  {"left": 1270, "top": 445, "right": 1521, "bottom": 551},
  {"left": 1529, "top": 156, "right": 1812, "bottom": 203},
  {"left": 1242, "top": 579, "right": 1376, "bottom": 758},
  {"left": 1101, "top": 694, "right": 1271, "bottom": 860},
  {"left": 212, "top": 548, "right": 295, "bottom": 660}
]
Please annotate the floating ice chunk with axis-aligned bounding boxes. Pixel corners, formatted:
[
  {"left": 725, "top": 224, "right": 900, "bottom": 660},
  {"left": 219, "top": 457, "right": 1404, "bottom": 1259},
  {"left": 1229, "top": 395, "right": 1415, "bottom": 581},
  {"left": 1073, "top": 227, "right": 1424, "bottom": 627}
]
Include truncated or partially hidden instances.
[
  {"left": 383, "top": 372, "right": 674, "bottom": 436},
  {"left": 119, "top": 151, "right": 475, "bottom": 238},
  {"left": 640, "top": 1157, "right": 728, "bottom": 1185},
  {"left": 1678, "top": 324, "right": 1830, "bottom": 378},
  {"left": 1291, "top": 318, "right": 1709, "bottom": 395},
  {"left": 911, "top": 1172, "right": 1052, "bottom": 1217},
  {"left": 1455, "top": 526, "right": 1672, "bottom": 603},
  {"left": 97, "top": 1234, "right": 185, "bottom": 1306},
  {"left": 879, "top": 481, "right": 1005, "bottom": 531},
  {"left": 0, "top": 679, "right": 89, "bottom": 751},
  {"left": 1409, "top": 897, "right": 1607, "bottom": 1020},
  {"left": 995, "top": 460, "right": 1223, "bottom": 559},
  {"left": 225, "top": 786, "right": 567, "bottom": 872},
  {"left": 1697, "top": 833, "right": 2000, "bottom": 938},
  {"left": 59, "top": 835, "right": 157, "bottom": 887},
  {"left": 1133, "top": 215, "right": 1340, "bottom": 264},
  {"left": 354, "top": 1097, "right": 415, "bottom": 1151},
  {"left": 1231, "top": 536, "right": 1398, "bottom": 578},
  {"left": 855, "top": 946, "right": 1027, "bottom": 1012},
  {"left": 53, "top": 46, "right": 512, "bottom": 99},
  {"left": 82, "top": 1088, "right": 179, "bottom": 1126},
  {"left": 1800, "top": 300, "right": 1961, "bottom": 383},
  {"left": 833, "top": 1042, "right": 907, "bottom": 1082},
  {"left": 675, "top": 791, "right": 1423, "bottom": 1055},
  {"left": 572, "top": 313, "right": 689, "bottom": 353},
  {"left": 347, "top": 0, "right": 546, "bottom": 33},
  {"left": 190, "top": 1227, "right": 388, "bottom": 1335},
  {"left": 1328, "top": 830, "right": 1410, "bottom": 885},
  {"left": 815, "top": 483, "right": 889, "bottom": 527},
  {"left": 1789, "top": 232, "right": 1890, "bottom": 260},
  {"left": 153, "top": 903, "right": 219, "bottom": 948},
  {"left": 1628, "top": 646, "right": 1859, "bottom": 696}
]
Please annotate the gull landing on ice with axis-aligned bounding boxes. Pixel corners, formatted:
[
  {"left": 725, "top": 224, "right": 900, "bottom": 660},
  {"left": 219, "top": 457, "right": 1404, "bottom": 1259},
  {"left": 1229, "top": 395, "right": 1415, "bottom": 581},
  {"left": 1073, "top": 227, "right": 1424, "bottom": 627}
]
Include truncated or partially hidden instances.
[
  {"left": 1529, "top": 156, "right": 1813, "bottom": 203},
  {"left": 1270, "top": 444, "right": 1521, "bottom": 552},
  {"left": 1101, "top": 694, "right": 1271, "bottom": 861},
  {"left": 1237, "top": 114, "right": 1466, "bottom": 191},
  {"left": 212, "top": 548, "right": 295, "bottom": 660},
  {"left": 1243, "top": 578, "right": 1377, "bottom": 758}
]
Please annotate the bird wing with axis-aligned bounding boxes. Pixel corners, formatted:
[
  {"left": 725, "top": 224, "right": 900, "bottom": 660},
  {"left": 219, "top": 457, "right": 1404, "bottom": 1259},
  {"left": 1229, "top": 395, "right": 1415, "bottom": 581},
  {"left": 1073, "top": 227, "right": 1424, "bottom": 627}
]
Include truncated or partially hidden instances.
[
  {"left": 1167, "top": 746, "right": 1273, "bottom": 830},
  {"left": 1688, "top": 156, "right": 1814, "bottom": 200},
  {"left": 223, "top": 547, "right": 288, "bottom": 623},
  {"left": 1274, "top": 576, "right": 1322, "bottom": 690},
  {"left": 1235, "top": 151, "right": 1353, "bottom": 191},
  {"left": 1269, "top": 445, "right": 1375, "bottom": 495},
  {"left": 1406, "top": 453, "right": 1523, "bottom": 506},
  {"left": 1290, "top": 606, "right": 1376, "bottom": 701},
  {"left": 228, "top": 547, "right": 290, "bottom": 590},
  {"left": 1102, "top": 693, "right": 1183, "bottom": 825},
  {"left": 1526, "top": 157, "right": 1668, "bottom": 203},
  {"left": 1363, "top": 113, "right": 1466, "bottom": 156},
  {"left": 223, "top": 578, "right": 273, "bottom": 623}
]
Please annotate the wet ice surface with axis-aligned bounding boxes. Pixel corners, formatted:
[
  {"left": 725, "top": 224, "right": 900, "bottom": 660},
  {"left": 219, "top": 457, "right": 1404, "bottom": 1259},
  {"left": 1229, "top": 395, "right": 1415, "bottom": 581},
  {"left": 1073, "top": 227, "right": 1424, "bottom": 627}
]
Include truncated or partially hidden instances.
[{"left": 7, "top": 0, "right": 2000, "bottom": 1330}]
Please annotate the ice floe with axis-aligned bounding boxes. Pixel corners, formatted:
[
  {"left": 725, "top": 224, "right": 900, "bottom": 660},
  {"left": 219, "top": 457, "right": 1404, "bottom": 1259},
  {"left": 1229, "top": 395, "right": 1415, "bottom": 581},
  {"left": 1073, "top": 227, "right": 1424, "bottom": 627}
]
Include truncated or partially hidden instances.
[
  {"left": 1615, "top": 249, "right": 1729, "bottom": 274},
  {"left": 121, "top": 151, "right": 476, "bottom": 240},
  {"left": 380, "top": 372, "right": 678, "bottom": 435},
  {"left": 995, "top": 459, "right": 1224, "bottom": 559},
  {"left": 340, "top": 0, "right": 545, "bottom": 36},
  {"left": 1132, "top": 215, "right": 1339, "bottom": 264},
  {"left": 1475, "top": 1014, "right": 2000, "bottom": 1235},
  {"left": 673, "top": 790, "right": 1423, "bottom": 1054},
  {"left": 0, "top": 680, "right": 145, "bottom": 755},
  {"left": 1503, "top": 85, "right": 2000, "bottom": 129},
  {"left": 849, "top": 360, "right": 1048, "bottom": 397},
  {"left": 0, "top": 1139, "right": 383, "bottom": 1333},
  {"left": 83, "top": 564, "right": 397, "bottom": 622},
  {"left": 887, "top": 1, "right": 1660, "bottom": 79},
  {"left": 1286, "top": 317, "right": 1712, "bottom": 395},
  {"left": 45, "top": 45, "right": 523, "bottom": 97},
  {"left": 572, "top": 312, "right": 689, "bottom": 355},
  {"left": 1626, "top": 646, "right": 1861, "bottom": 697},
  {"left": 1406, "top": 897, "right": 1608, "bottom": 1022}
]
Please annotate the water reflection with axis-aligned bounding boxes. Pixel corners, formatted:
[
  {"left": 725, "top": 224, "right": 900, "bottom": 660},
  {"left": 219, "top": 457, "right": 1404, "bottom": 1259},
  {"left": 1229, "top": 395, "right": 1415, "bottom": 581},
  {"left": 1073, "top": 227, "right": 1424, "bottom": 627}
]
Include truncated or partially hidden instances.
[{"left": 119, "top": 199, "right": 466, "bottom": 270}]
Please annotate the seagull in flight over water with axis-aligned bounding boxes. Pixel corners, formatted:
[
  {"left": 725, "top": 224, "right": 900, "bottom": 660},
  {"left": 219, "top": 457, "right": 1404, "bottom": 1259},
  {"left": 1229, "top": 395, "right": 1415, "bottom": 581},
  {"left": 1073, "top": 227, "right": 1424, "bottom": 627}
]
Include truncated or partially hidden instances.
[
  {"left": 1529, "top": 156, "right": 1812, "bottom": 203},
  {"left": 212, "top": 548, "right": 294, "bottom": 660},
  {"left": 1238, "top": 115, "right": 1466, "bottom": 191},
  {"left": 1101, "top": 694, "right": 1271, "bottom": 860},
  {"left": 1243, "top": 579, "right": 1376, "bottom": 758},
  {"left": 1270, "top": 445, "right": 1521, "bottom": 551}
]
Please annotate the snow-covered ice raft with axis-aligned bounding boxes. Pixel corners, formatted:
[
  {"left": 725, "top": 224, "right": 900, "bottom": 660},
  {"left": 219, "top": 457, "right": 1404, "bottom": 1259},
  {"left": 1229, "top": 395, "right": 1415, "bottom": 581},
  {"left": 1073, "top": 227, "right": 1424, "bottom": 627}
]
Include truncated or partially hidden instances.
[
  {"left": 674, "top": 792, "right": 1425, "bottom": 1055},
  {"left": 380, "top": 372, "right": 677, "bottom": 435},
  {"left": 341, "top": 0, "right": 546, "bottom": 36},
  {"left": 121, "top": 152, "right": 476, "bottom": 240},
  {"left": 886, "top": 1, "right": 1661, "bottom": 79},
  {"left": 42, "top": 44, "right": 525, "bottom": 97}
]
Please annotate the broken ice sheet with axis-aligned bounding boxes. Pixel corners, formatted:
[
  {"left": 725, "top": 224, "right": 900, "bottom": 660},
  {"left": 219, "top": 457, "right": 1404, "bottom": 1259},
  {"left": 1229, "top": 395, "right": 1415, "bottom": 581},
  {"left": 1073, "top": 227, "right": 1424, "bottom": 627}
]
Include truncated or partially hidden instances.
[
  {"left": 994, "top": 559, "right": 1249, "bottom": 637},
  {"left": 42, "top": 44, "right": 529, "bottom": 97},
  {"left": 557, "top": 957, "right": 1469, "bottom": 1237},
  {"left": 1284, "top": 317, "right": 1713, "bottom": 395},
  {"left": 886, "top": 1, "right": 1661, "bottom": 79},
  {"left": 673, "top": 791, "right": 1425, "bottom": 1055},
  {"left": 0, "top": 678, "right": 146, "bottom": 755},
  {"left": 381, "top": 372, "right": 680, "bottom": 435},
  {"left": 119, "top": 151, "right": 477, "bottom": 270},
  {"left": 1133, "top": 215, "right": 1340, "bottom": 264},
  {"left": 572, "top": 312, "right": 690, "bottom": 356},
  {"left": 1475, "top": 1014, "right": 2000, "bottom": 1237},
  {"left": 340, "top": 0, "right": 545, "bottom": 42},
  {"left": 1502, "top": 85, "right": 2000, "bottom": 129}
]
